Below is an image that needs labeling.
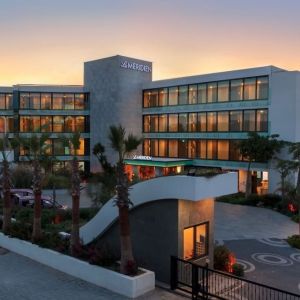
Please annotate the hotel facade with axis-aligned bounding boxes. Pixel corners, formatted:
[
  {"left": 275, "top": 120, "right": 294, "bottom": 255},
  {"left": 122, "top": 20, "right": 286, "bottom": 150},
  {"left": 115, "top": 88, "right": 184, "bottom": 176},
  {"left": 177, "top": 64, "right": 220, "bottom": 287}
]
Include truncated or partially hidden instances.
[{"left": 1, "top": 55, "right": 300, "bottom": 193}]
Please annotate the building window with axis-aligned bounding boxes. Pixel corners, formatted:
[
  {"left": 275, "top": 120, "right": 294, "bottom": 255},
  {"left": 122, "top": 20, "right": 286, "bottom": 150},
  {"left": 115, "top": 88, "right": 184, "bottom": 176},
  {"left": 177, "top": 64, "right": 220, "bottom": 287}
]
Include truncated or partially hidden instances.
[
  {"left": 75, "top": 94, "right": 85, "bottom": 109},
  {"left": 207, "top": 82, "right": 217, "bottom": 103},
  {"left": 207, "top": 140, "right": 217, "bottom": 159},
  {"left": 230, "top": 111, "right": 243, "bottom": 131},
  {"left": 230, "top": 79, "right": 243, "bottom": 101},
  {"left": 53, "top": 140, "right": 65, "bottom": 155},
  {"left": 198, "top": 140, "right": 207, "bottom": 159},
  {"left": 143, "top": 139, "right": 150, "bottom": 156},
  {"left": 65, "top": 116, "right": 76, "bottom": 132},
  {"left": 256, "top": 109, "right": 268, "bottom": 132},
  {"left": 41, "top": 93, "right": 52, "bottom": 109},
  {"left": 41, "top": 116, "right": 52, "bottom": 132},
  {"left": 150, "top": 115, "right": 158, "bottom": 132},
  {"left": 178, "top": 86, "right": 188, "bottom": 105},
  {"left": 64, "top": 94, "right": 75, "bottom": 110},
  {"left": 243, "top": 110, "right": 256, "bottom": 131},
  {"left": 168, "top": 114, "right": 178, "bottom": 132},
  {"left": 6, "top": 94, "right": 13, "bottom": 109},
  {"left": 188, "top": 140, "right": 197, "bottom": 158},
  {"left": 143, "top": 116, "right": 150, "bottom": 133},
  {"left": 218, "top": 81, "right": 229, "bottom": 102},
  {"left": 178, "top": 139, "right": 188, "bottom": 157},
  {"left": 30, "top": 93, "right": 40, "bottom": 109},
  {"left": 188, "top": 113, "right": 197, "bottom": 132},
  {"left": 189, "top": 85, "right": 197, "bottom": 104},
  {"left": 198, "top": 84, "right": 207, "bottom": 104},
  {"left": 159, "top": 88, "right": 168, "bottom": 106},
  {"left": 244, "top": 78, "right": 256, "bottom": 100},
  {"left": 183, "top": 222, "right": 208, "bottom": 260},
  {"left": 178, "top": 113, "right": 188, "bottom": 132},
  {"left": 257, "top": 77, "right": 268, "bottom": 99},
  {"left": 53, "top": 116, "right": 64, "bottom": 132},
  {"left": 75, "top": 116, "right": 85, "bottom": 132},
  {"left": 207, "top": 112, "right": 217, "bottom": 132},
  {"left": 19, "top": 116, "right": 40, "bottom": 132},
  {"left": 20, "top": 93, "right": 30, "bottom": 109},
  {"left": 159, "top": 114, "right": 167, "bottom": 132},
  {"left": 198, "top": 113, "right": 206, "bottom": 132},
  {"left": 150, "top": 139, "right": 158, "bottom": 156},
  {"left": 168, "top": 140, "right": 178, "bottom": 157},
  {"left": 0, "top": 94, "right": 5, "bottom": 109},
  {"left": 143, "top": 90, "right": 158, "bottom": 107},
  {"left": 229, "top": 140, "right": 242, "bottom": 161},
  {"left": 52, "top": 94, "right": 64, "bottom": 110},
  {"left": 168, "top": 87, "right": 178, "bottom": 106},
  {"left": 217, "top": 111, "right": 229, "bottom": 131},
  {"left": 218, "top": 140, "right": 229, "bottom": 160},
  {"left": 159, "top": 139, "right": 168, "bottom": 157}
]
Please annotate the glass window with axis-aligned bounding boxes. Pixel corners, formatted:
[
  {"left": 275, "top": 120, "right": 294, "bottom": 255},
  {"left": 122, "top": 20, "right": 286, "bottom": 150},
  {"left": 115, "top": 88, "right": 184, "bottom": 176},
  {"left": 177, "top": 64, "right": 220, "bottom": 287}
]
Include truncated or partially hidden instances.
[
  {"left": 65, "top": 116, "right": 75, "bottom": 132},
  {"left": 20, "top": 93, "right": 30, "bottom": 109},
  {"left": 178, "top": 113, "right": 188, "bottom": 132},
  {"left": 256, "top": 109, "right": 268, "bottom": 132},
  {"left": 7, "top": 117, "right": 14, "bottom": 132},
  {"left": 77, "top": 138, "right": 85, "bottom": 155},
  {"left": 64, "top": 94, "right": 74, "bottom": 110},
  {"left": 257, "top": 76, "right": 268, "bottom": 99},
  {"left": 41, "top": 93, "right": 51, "bottom": 109},
  {"left": 198, "top": 140, "right": 207, "bottom": 159},
  {"left": 44, "top": 139, "right": 53, "bottom": 155},
  {"left": 53, "top": 140, "right": 65, "bottom": 155},
  {"left": 168, "top": 114, "right": 178, "bottom": 132},
  {"left": 244, "top": 78, "right": 256, "bottom": 100},
  {"left": 168, "top": 87, "right": 178, "bottom": 106},
  {"left": 53, "top": 116, "right": 64, "bottom": 132},
  {"left": 52, "top": 94, "right": 64, "bottom": 109},
  {"left": 207, "top": 140, "right": 217, "bottom": 159},
  {"left": 198, "top": 113, "right": 206, "bottom": 132},
  {"left": 143, "top": 139, "right": 150, "bottom": 156},
  {"left": 143, "top": 115, "right": 150, "bottom": 133},
  {"left": 189, "top": 85, "right": 197, "bottom": 104},
  {"left": 207, "top": 82, "right": 217, "bottom": 103},
  {"left": 217, "top": 111, "right": 229, "bottom": 131},
  {"left": 150, "top": 140, "right": 158, "bottom": 156},
  {"left": 243, "top": 110, "right": 256, "bottom": 131},
  {"left": 159, "top": 88, "right": 168, "bottom": 106},
  {"left": 20, "top": 117, "right": 30, "bottom": 132},
  {"left": 143, "top": 90, "right": 158, "bottom": 107},
  {"left": 0, "top": 118, "right": 5, "bottom": 132},
  {"left": 198, "top": 84, "right": 207, "bottom": 103},
  {"left": 218, "top": 140, "right": 229, "bottom": 160},
  {"left": 178, "top": 86, "right": 188, "bottom": 105},
  {"left": 183, "top": 223, "right": 208, "bottom": 260},
  {"left": 6, "top": 94, "right": 13, "bottom": 109},
  {"left": 143, "top": 91, "right": 150, "bottom": 108},
  {"left": 168, "top": 140, "right": 178, "bottom": 158},
  {"left": 188, "top": 113, "right": 197, "bottom": 132},
  {"left": 32, "top": 116, "right": 40, "bottom": 131},
  {"left": 218, "top": 81, "right": 229, "bottom": 102},
  {"left": 30, "top": 93, "right": 40, "bottom": 109},
  {"left": 75, "top": 116, "right": 85, "bottom": 132},
  {"left": 230, "top": 111, "right": 243, "bottom": 131},
  {"left": 230, "top": 79, "right": 243, "bottom": 101},
  {"left": 159, "top": 140, "right": 168, "bottom": 157},
  {"left": 75, "top": 94, "right": 85, "bottom": 109},
  {"left": 150, "top": 115, "right": 158, "bottom": 132},
  {"left": 207, "top": 112, "right": 217, "bottom": 131},
  {"left": 159, "top": 114, "right": 167, "bottom": 132},
  {"left": 178, "top": 139, "right": 188, "bottom": 158},
  {"left": 41, "top": 116, "right": 52, "bottom": 132},
  {"left": 229, "top": 140, "right": 242, "bottom": 161},
  {"left": 0, "top": 94, "right": 5, "bottom": 109},
  {"left": 188, "top": 140, "right": 197, "bottom": 158}
]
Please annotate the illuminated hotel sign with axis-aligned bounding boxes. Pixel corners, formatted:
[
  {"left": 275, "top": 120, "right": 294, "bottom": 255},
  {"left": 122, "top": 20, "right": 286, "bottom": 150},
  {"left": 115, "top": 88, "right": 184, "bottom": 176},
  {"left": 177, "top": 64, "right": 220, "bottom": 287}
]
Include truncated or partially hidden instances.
[
  {"left": 132, "top": 155, "right": 152, "bottom": 160},
  {"left": 120, "top": 60, "right": 152, "bottom": 73}
]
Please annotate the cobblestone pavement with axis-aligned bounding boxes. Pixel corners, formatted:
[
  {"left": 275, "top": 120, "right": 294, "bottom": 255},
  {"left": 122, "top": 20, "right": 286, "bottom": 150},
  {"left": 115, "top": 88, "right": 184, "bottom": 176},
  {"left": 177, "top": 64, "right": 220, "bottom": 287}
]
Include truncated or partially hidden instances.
[{"left": 0, "top": 250, "right": 185, "bottom": 300}]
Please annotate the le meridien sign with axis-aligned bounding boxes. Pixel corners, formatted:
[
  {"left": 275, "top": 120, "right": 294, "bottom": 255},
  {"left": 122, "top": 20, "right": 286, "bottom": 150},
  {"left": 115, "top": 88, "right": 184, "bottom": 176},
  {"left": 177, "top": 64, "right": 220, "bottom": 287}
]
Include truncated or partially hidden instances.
[{"left": 120, "top": 60, "right": 152, "bottom": 73}]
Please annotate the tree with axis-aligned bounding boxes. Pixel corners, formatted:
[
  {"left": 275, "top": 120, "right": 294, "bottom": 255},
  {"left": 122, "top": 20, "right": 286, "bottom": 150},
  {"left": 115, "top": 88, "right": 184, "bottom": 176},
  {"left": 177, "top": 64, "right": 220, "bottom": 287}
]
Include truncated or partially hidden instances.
[
  {"left": 67, "top": 132, "right": 82, "bottom": 254},
  {"left": 275, "top": 159, "right": 293, "bottom": 202},
  {"left": 0, "top": 135, "right": 17, "bottom": 234},
  {"left": 288, "top": 142, "right": 300, "bottom": 235},
  {"left": 107, "top": 125, "right": 142, "bottom": 274},
  {"left": 17, "top": 133, "right": 51, "bottom": 241},
  {"left": 239, "top": 133, "right": 282, "bottom": 197}
]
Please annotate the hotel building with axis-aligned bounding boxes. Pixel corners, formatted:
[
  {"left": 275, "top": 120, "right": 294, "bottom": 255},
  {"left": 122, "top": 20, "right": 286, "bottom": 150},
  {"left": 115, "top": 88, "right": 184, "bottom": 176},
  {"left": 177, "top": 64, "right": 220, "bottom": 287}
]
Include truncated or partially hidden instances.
[{"left": 1, "top": 55, "right": 300, "bottom": 193}]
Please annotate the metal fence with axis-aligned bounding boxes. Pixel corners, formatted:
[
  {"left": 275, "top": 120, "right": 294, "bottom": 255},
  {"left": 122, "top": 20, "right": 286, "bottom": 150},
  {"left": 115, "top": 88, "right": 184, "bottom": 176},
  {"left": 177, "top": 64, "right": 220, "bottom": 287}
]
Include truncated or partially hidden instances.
[{"left": 170, "top": 256, "right": 300, "bottom": 300}]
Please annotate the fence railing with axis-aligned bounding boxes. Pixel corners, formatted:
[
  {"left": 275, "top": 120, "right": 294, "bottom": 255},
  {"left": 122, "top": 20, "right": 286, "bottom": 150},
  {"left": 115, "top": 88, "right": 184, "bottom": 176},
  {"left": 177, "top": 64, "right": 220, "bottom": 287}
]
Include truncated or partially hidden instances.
[{"left": 170, "top": 256, "right": 300, "bottom": 300}]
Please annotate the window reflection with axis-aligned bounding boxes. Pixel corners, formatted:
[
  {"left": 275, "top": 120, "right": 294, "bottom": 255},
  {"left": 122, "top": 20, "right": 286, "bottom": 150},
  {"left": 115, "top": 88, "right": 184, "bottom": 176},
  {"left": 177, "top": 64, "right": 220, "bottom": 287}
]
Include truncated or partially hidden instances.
[
  {"left": 218, "top": 140, "right": 229, "bottom": 160},
  {"left": 217, "top": 81, "right": 229, "bottom": 102},
  {"left": 189, "top": 85, "right": 197, "bottom": 104},
  {"left": 188, "top": 113, "right": 197, "bottom": 132},
  {"left": 168, "top": 87, "right": 178, "bottom": 106},
  {"left": 244, "top": 110, "right": 256, "bottom": 131},
  {"left": 198, "top": 84, "right": 207, "bottom": 103},
  {"left": 230, "top": 111, "right": 243, "bottom": 131},
  {"left": 207, "top": 112, "right": 217, "bottom": 131},
  {"left": 207, "top": 82, "right": 217, "bottom": 103},
  {"left": 41, "top": 93, "right": 51, "bottom": 109},
  {"left": 179, "top": 86, "right": 188, "bottom": 105},
  {"left": 257, "top": 77, "right": 268, "bottom": 99},
  {"left": 256, "top": 109, "right": 268, "bottom": 131},
  {"left": 217, "top": 112, "right": 229, "bottom": 131},
  {"left": 159, "top": 114, "right": 167, "bottom": 132},
  {"left": 230, "top": 79, "right": 243, "bottom": 101},
  {"left": 168, "top": 114, "right": 178, "bottom": 132},
  {"left": 244, "top": 78, "right": 256, "bottom": 100},
  {"left": 53, "top": 94, "right": 64, "bottom": 109},
  {"left": 159, "top": 88, "right": 168, "bottom": 106},
  {"left": 178, "top": 113, "right": 188, "bottom": 132}
]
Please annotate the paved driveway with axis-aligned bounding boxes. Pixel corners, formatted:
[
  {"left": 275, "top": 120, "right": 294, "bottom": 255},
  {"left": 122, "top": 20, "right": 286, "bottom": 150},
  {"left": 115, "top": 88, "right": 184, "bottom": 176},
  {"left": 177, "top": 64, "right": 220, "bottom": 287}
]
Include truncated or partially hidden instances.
[{"left": 215, "top": 202, "right": 298, "bottom": 242}]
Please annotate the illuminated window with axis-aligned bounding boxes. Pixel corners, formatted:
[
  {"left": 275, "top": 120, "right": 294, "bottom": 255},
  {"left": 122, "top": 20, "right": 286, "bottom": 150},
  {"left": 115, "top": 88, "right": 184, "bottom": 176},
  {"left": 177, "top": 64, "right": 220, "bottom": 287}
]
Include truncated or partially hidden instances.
[
  {"left": 189, "top": 85, "right": 197, "bottom": 104},
  {"left": 256, "top": 109, "right": 268, "bottom": 132},
  {"left": 168, "top": 87, "right": 178, "bottom": 106},
  {"left": 65, "top": 116, "right": 75, "bottom": 132},
  {"left": 243, "top": 110, "right": 256, "bottom": 131},
  {"left": 143, "top": 139, "right": 150, "bottom": 156},
  {"left": 198, "top": 113, "right": 206, "bottom": 132},
  {"left": 150, "top": 115, "right": 158, "bottom": 132},
  {"left": 207, "top": 140, "right": 217, "bottom": 159},
  {"left": 64, "top": 94, "right": 74, "bottom": 109},
  {"left": 53, "top": 116, "right": 64, "bottom": 132},
  {"left": 217, "top": 112, "right": 229, "bottom": 131},
  {"left": 159, "top": 88, "right": 168, "bottom": 106},
  {"left": 230, "top": 111, "right": 243, "bottom": 131},
  {"left": 218, "top": 140, "right": 229, "bottom": 160},
  {"left": 19, "top": 116, "right": 40, "bottom": 132},
  {"left": 230, "top": 79, "right": 243, "bottom": 101},
  {"left": 188, "top": 140, "right": 197, "bottom": 158},
  {"left": 143, "top": 115, "right": 150, "bottom": 133},
  {"left": 52, "top": 94, "right": 64, "bottom": 109},
  {"left": 20, "top": 93, "right": 30, "bottom": 109},
  {"left": 30, "top": 93, "right": 40, "bottom": 109},
  {"left": 183, "top": 222, "right": 208, "bottom": 260},
  {"left": 41, "top": 93, "right": 51, "bottom": 109},
  {"left": 75, "top": 116, "right": 85, "bottom": 132},
  {"left": 198, "top": 140, "right": 207, "bottom": 159},
  {"left": 217, "top": 81, "right": 229, "bottom": 102},
  {"left": 159, "top": 140, "right": 167, "bottom": 157},
  {"left": 207, "top": 82, "right": 217, "bottom": 103},
  {"left": 75, "top": 94, "right": 85, "bottom": 109},
  {"left": 178, "top": 86, "right": 188, "bottom": 105},
  {"left": 257, "top": 77, "right": 268, "bottom": 99},
  {"left": 198, "top": 84, "right": 207, "bottom": 103},
  {"left": 207, "top": 112, "right": 217, "bottom": 132},
  {"left": 41, "top": 116, "right": 52, "bottom": 132},
  {"left": 244, "top": 78, "right": 256, "bottom": 100},
  {"left": 6, "top": 94, "right": 13, "bottom": 109},
  {"left": 168, "top": 114, "right": 178, "bottom": 132},
  {"left": 150, "top": 140, "right": 158, "bottom": 156},
  {"left": 168, "top": 140, "right": 178, "bottom": 158},
  {"left": 159, "top": 114, "right": 167, "bottom": 132},
  {"left": 0, "top": 94, "right": 5, "bottom": 109},
  {"left": 188, "top": 113, "right": 197, "bottom": 132},
  {"left": 178, "top": 113, "right": 188, "bottom": 132},
  {"left": 143, "top": 90, "right": 158, "bottom": 107}
]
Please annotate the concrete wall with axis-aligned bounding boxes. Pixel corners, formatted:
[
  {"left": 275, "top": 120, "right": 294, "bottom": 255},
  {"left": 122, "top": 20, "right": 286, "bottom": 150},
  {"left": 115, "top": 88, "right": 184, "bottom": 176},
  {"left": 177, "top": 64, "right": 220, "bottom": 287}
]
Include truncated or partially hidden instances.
[
  {"left": 96, "top": 199, "right": 179, "bottom": 283},
  {"left": 84, "top": 55, "right": 152, "bottom": 171}
]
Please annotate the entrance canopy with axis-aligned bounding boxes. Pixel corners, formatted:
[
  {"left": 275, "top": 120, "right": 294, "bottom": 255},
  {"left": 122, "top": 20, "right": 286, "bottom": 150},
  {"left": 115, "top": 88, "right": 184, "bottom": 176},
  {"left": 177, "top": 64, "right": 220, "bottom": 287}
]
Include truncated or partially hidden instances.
[{"left": 124, "top": 157, "right": 193, "bottom": 168}]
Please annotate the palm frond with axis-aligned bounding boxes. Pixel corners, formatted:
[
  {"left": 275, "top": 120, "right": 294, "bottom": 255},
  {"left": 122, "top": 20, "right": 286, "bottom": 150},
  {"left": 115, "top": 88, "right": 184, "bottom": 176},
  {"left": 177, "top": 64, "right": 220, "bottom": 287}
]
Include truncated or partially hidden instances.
[{"left": 124, "top": 134, "right": 142, "bottom": 154}]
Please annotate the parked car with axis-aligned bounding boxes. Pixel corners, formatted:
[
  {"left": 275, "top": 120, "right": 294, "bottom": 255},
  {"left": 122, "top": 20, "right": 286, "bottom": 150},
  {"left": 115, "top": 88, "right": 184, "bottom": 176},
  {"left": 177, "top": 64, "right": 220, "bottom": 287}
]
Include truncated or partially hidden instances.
[{"left": 8, "top": 189, "right": 67, "bottom": 209}]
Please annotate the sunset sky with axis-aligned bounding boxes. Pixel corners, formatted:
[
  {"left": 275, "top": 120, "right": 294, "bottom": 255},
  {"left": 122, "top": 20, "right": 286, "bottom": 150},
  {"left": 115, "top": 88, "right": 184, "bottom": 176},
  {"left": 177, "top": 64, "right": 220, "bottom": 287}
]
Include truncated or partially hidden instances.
[{"left": 1, "top": 0, "right": 300, "bottom": 86}]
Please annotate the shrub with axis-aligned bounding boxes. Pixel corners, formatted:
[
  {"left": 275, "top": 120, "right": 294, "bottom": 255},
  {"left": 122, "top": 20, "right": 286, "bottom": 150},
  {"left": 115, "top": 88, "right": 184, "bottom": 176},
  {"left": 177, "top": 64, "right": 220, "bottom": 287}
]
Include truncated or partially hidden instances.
[
  {"left": 260, "top": 194, "right": 281, "bottom": 207},
  {"left": 125, "top": 260, "right": 138, "bottom": 276},
  {"left": 9, "top": 222, "right": 32, "bottom": 240},
  {"left": 216, "top": 193, "right": 245, "bottom": 205},
  {"left": 244, "top": 194, "right": 261, "bottom": 206},
  {"left": 214, "top": 245, "right": 231, "bottom": 271},
  {"left": 292, "top": 214, "right": 299, "bottom": 223},
  {"left": 287, "top": 235, "right": 300, "bottom": 249},
  {"left": 12, "top": 165, "right": 33, "bottom": 188},
  {"left": 88, "top": 244, "right": 118, "bottom": 267},
  {"left": 232, "top": 263, "right": 244, "bottom": 277}
]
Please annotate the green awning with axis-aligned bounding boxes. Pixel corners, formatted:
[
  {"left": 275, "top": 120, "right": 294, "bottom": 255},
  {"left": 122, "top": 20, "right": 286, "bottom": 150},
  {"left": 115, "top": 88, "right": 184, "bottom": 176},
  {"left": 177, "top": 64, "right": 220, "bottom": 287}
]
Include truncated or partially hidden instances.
[{"left": 124, "top": 158, "right": 193, "bottom": 168}]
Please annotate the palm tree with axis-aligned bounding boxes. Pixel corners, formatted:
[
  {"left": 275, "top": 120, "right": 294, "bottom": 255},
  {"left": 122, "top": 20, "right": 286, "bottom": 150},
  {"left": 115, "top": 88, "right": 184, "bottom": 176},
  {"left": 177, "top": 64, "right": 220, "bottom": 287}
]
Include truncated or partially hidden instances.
[
  {"left": 108, "top": 125, "right": 142, "bottom": 274},
  {"left": 67, "top": 132, "right": 82, "bottom": 254},
  {"left": 275, "top": 159, "right": 293, "bottom": 202},
  {"left": 17, "top": 133, "right": 51, "bottom": 241},
  {"left": 0, "top": 135, "right": 16, "bottom": 234}
]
